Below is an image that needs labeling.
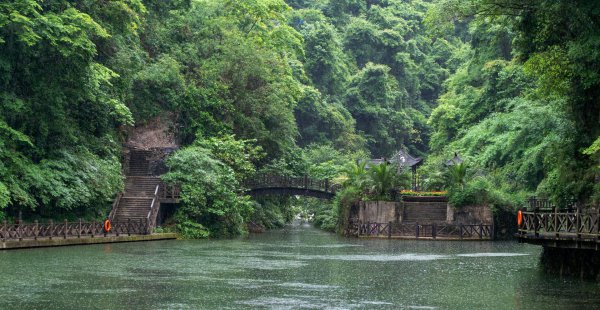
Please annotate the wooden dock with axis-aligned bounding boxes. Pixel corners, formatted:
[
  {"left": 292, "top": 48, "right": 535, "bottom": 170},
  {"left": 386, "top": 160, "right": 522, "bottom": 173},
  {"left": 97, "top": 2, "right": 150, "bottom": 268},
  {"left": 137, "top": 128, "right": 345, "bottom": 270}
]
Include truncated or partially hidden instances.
[
  {"left": 1, "top": 233, "right": 178, "bottom": 250},
  {"left": 0, "top": 219, "right": 178, "bottom": 250},
  {"left": 517, "top": 209, "right": 600, "bottom": 250}
]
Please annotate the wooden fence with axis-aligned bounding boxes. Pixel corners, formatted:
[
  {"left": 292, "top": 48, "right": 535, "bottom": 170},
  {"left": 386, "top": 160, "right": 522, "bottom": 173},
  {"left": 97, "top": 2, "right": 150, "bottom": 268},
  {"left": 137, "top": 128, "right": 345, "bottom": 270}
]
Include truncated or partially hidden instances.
[
  {"left": 518, "top": 210, "right": 600, "bottom": 239},
  {"left": 0, "top": 219, "right": 150, "bottom": 242},
  {"left": 354, "top": 222, "right": 493, "bottom": 240}
]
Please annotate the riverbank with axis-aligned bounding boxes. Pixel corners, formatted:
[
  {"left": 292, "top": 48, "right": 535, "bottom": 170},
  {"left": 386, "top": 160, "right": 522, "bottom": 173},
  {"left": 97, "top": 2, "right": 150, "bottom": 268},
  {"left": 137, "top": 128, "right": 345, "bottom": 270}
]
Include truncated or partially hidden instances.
[{"left": 0, "top": 233, "right": 178, "bottom": 250}]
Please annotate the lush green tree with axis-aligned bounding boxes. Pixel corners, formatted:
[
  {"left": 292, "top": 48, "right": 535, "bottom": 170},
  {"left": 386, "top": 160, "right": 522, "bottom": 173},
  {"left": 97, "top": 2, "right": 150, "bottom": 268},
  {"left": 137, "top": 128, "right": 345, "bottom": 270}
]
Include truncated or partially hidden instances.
[
  {"left": 163, "top": 140, "right": 256, "bottom": 237},
  {"left": 424, "top": 0, "right": 600, "bottom": 208},
  {"left": 0, "top": 0, "right": 144, "bottom": 219}
]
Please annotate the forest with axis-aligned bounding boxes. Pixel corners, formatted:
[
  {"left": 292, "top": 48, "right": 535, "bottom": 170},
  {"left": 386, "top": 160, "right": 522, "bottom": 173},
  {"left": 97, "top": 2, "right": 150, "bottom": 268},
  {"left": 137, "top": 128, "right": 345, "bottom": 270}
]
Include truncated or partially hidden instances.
[{"left": 0, "top": 0, "right": 598, "bottom": 238}]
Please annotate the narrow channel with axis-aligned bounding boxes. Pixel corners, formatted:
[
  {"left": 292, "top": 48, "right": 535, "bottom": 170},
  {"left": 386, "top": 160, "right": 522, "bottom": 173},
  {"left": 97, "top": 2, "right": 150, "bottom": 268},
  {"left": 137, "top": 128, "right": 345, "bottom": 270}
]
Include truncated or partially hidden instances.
[{"left": 1, "top": 223, "right": 599, "bottom": 309}]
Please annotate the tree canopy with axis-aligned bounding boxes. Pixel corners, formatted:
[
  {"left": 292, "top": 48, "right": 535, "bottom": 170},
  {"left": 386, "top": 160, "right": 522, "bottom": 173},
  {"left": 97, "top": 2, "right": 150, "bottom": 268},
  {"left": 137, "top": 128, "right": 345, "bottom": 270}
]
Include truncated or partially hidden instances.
[{"left": 1, "top": 0, "right": 597, "bottom": 235}]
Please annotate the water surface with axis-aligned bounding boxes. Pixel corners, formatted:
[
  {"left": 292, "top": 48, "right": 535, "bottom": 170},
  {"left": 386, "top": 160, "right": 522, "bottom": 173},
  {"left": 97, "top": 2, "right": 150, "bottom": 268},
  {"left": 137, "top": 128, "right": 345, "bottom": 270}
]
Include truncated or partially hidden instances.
[{"left": 1, "top": 223, "right": 599, "bottom": 309}]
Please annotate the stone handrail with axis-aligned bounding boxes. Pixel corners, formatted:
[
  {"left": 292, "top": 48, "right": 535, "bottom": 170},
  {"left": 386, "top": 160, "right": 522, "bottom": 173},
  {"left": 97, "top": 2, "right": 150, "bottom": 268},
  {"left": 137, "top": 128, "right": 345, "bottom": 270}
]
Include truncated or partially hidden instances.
[{"left": 146, "top": 184, "right": 161, "bottom": 233}]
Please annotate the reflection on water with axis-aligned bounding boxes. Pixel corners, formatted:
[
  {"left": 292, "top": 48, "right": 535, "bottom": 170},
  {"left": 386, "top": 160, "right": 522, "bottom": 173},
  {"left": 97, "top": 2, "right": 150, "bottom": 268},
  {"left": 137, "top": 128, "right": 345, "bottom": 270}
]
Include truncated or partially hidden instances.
[{"left": 1, "top": 223, "right": 599, "bottom": 309}]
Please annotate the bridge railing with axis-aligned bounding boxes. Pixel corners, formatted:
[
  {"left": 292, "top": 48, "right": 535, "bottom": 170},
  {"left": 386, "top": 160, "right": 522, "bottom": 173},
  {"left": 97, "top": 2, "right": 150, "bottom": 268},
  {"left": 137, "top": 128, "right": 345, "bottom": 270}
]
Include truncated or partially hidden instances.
[
  {"left": 354, "top": 222, "right": 493, "bottom": 239},
  {"left": 245, "top": 173, "right": 338, "bottom": 194},
  {"left": 526, "top": 197, "right": 576, "bottom": 211},
  {"left": 0, "top": 219, "right": 150, "bottom": 242},
  {"left": 518, "top": 210, "right": 600, "bottom": 239}
]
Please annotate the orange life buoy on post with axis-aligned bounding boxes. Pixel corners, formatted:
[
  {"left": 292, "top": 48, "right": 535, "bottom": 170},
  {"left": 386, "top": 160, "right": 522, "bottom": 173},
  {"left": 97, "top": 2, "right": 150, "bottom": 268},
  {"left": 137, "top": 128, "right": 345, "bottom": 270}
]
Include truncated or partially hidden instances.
[
  {"left": 517, "top": 210, "right": 523, "bottom": 226},
  {"left": 103, "top": 219, "right": 111, "bottom": 233}
]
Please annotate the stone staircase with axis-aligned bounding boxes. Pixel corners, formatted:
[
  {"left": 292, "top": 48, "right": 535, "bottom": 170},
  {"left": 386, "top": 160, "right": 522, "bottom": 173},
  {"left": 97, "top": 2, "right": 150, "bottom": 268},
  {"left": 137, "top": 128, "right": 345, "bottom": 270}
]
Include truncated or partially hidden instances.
[
  {"left": 110, "top": 149, "right": 161, "bottom": 224},
  {"left": 403, "top": 202, "right": 448, "bottom": 223},
  {"left": 127, "top": 149, "right": 151, "bottom": 176}
]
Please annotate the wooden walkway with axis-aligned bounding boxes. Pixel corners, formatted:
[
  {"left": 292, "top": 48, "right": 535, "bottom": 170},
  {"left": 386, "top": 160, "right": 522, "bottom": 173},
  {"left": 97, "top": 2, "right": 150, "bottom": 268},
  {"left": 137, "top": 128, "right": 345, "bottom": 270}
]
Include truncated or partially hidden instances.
[
  {"left": 1, "top": 218, "right": 151, "bottom": 241},
  {"left": 517, "top": 209, "right": 600, "bottom": 250},
  {"left": 1, "top": 233, "right": 177, "bottom": 250},
  {"left": 0, "top": 219, "right": 177, "bottom": 250}
]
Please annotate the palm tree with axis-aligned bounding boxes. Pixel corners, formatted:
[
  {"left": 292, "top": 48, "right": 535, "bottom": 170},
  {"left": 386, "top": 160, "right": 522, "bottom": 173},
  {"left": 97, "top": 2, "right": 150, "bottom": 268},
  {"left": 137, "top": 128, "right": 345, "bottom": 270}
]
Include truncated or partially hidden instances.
[
  {"left": 342, "top": 160, "right": 368, "bottom": 189},
  {"left": 369, "top": 162, "right": 397, "bottom": 199},
  {"left": 447, "top": 162, "right": 467, "bottom": 190}
]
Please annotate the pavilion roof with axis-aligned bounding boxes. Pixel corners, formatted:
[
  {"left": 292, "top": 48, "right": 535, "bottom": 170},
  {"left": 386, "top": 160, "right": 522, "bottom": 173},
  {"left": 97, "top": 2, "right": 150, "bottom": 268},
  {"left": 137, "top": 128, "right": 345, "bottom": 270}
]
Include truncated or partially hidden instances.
[
  {"left": 445, "top": 153, "right": 463, "bottom": 166},
  {"left": 390, "top": 149, "right": 422, "bottom": 167}
]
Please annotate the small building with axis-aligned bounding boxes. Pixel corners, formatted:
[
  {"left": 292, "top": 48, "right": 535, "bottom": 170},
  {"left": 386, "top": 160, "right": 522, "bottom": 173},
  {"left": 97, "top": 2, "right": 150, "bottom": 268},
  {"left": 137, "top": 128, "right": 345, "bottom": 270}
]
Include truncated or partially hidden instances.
[
  {"left": 390, "top": 149, "right": 422, "bottom": 191},
  {"left": 362, "top": 149, "right": 423, "bottom": 190},
  {"left": 445, "top": 153, "right": 463, "bottom": 166}
]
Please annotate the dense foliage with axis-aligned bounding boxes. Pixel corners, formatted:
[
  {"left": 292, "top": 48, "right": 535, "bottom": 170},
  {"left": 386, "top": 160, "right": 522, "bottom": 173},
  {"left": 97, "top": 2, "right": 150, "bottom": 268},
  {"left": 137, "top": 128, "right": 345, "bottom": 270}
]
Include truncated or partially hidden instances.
[
  {"left": 1, "top": 0, "right": 598, "bottom": 236},
  {"left": 422, "top": 0, "right": 600, "bottom": 209}
]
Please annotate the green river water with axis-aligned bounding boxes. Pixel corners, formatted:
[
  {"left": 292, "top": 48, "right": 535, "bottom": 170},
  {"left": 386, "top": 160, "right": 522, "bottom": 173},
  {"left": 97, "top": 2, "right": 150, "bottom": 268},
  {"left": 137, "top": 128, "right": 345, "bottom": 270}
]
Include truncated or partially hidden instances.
[{"left": 1, "top": 223, "right": 599, "bottom": 309}]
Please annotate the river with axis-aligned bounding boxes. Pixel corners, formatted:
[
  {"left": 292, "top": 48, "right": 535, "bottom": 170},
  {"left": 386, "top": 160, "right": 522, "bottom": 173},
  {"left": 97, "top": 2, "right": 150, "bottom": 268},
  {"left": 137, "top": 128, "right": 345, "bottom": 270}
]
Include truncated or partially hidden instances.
[{"left": 1, "top": 223, "right": 599, "bottom": 309}]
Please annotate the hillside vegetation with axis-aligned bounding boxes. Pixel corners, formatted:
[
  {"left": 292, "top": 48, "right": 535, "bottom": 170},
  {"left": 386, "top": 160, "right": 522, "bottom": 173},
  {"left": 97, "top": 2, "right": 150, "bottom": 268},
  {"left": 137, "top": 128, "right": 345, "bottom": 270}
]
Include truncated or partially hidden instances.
[{"left": 1, "top": 0, "right": 597, "bottom": 237}]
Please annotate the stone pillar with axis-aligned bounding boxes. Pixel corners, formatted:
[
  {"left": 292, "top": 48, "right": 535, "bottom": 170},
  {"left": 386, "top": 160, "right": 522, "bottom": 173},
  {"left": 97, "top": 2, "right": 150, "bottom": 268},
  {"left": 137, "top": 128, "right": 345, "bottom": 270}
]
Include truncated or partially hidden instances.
[{"left": 446, "top": 203, "right": 454, "bottom": 223}]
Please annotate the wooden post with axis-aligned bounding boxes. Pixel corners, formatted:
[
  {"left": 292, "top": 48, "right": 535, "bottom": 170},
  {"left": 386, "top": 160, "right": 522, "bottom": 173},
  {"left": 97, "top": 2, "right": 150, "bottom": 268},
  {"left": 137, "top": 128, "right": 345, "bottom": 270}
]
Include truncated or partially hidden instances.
[
  {"left": 555, "top": 207, "right": 559, "bottom": 238},
  {"left": 388, "top": 221, "right": 392, "bottom": 239},
  {"left": 33, "top": 220, "right": 38, "bottom": 240},
  {"left": 127, "top": 218, "right": 131, "bottom": 236},
  {"left": 576, "top": 207, "right": 581, "bottom": 239},
  {"left": 479, "top": 224, "right": 483, "bottom": 240},
  {"left": 78, "top": 218, "right": 81, "bottom": 238},
  {"left": 596, "top": 207, "right": 600, "bottom": 241},
  {"left": 460, "top": 224, "right": 463, "bottom": 240},
  {"left": 49, "top": 220, "right": 54, "bottom": 240},
  {"left": 415, "top": 222, "right": 419, "bottom": 239},
  {"left": 17, "top": 221, "right": 22, "bottom": 241},
  {"left": 534, "top": 207, "right": 539, "bottom": 238},
  {"left": 432, "top": 223, "right": 437, "bottom": 240},
  {"left": 64, "top": 219, "right": 68, "bottom": 239}
]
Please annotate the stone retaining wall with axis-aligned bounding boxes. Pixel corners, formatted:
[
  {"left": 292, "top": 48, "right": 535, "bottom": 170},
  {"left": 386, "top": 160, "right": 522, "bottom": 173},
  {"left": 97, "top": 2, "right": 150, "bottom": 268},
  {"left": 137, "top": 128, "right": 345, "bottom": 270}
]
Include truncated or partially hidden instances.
[{"left": 358, "top": 198, "right": 492, "bottom": 225}]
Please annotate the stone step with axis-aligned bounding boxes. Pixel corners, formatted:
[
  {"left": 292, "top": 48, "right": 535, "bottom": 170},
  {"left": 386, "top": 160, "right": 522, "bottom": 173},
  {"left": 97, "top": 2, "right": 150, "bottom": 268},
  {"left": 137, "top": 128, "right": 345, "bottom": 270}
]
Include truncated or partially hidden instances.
[{"left": 403, "top": 203, "right": 447, "bottom": 222}]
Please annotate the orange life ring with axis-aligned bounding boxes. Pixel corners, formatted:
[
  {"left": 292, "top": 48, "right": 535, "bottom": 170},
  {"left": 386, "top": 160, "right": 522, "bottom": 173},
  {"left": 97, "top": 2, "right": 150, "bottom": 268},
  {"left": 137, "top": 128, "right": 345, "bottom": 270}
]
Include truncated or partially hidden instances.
[
  {"left": 517, "top": 210, "right": 523, "bottom": 226},
  {"left": 103, "top": 219, "right": 112, "bottom": 233}
]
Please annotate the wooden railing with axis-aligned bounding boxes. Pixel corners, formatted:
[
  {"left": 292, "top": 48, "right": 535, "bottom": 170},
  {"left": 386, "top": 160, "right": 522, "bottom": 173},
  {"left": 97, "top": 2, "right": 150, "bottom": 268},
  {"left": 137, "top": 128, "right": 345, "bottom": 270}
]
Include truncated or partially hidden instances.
[
  {"left": 527, "top": 197, "right": 576, "bottom": 211},
  {"left": 159, "top": 183, "right": 181, "bottom": 200},
  {"left": 518, "top": 210, "right": 600, "bottom": 239},
  {"left": 356, "top": 222, "right": 493, "bottom": 240},
  {"left": 0, "top": 219, "right": 149, "bottom": 241},
  {"left": 245, "top": 173, "right": 339, "bottom": 194}
]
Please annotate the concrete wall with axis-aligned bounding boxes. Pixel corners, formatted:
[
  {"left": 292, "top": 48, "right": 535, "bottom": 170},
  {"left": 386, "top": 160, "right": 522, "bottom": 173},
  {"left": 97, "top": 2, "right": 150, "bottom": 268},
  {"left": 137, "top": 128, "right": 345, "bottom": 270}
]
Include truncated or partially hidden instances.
[
  {"left": 358, "top": 201, "right": 400, "bottom": 223},
  {"left": 452, "top": 205, "right": 493, "bottom": 225},
  {"left": 357, "top": 200, "right": 493, "bottom": 225}
]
